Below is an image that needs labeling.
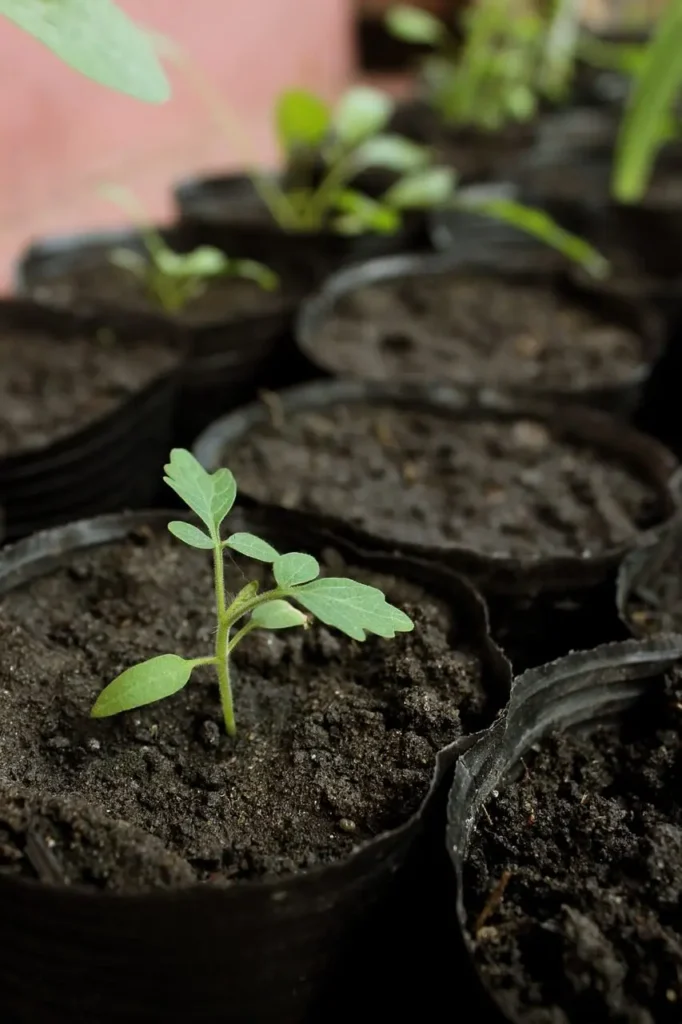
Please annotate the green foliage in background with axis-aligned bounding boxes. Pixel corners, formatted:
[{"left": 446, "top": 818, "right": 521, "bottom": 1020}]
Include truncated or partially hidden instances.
[{"left": 612, "top": 0, "right": 682, "bottom": 202}]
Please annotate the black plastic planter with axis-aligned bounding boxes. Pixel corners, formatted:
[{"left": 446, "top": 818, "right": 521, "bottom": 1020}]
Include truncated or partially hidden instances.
[
  {"left": 0, "top": 300, "right": 178, "bottom": 543},
  {"left": 14, "top": 225, "right": 302, "bottom": 444},
  {"left": 296, "top": 248, "right": 663, "bottom": 415},
  {"left": 617, "top": 505, "right": 682, "bottom": 638},
  {"left": 446, "top": 634, "right": 682, "bottom": 1023},
  {"left": 192, "top": 379, "right": 679, "bottom": 595},
  {"left": 0, "top": 506, "right": 510, "bottom": 1024},
  {"left": 172, "top": 172, "right": 429, "bottom": 288}
]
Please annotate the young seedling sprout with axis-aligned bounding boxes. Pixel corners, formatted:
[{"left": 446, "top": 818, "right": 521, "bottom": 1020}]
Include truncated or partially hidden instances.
[
  {"left": 102, "top": 185, "right": 279, "bottom": 314},
  {"left": 260, "top": 84, "right": 456, "bottom": 235},
  {"left": 91, "top": 450, "right": 414, "bottom": 736}
]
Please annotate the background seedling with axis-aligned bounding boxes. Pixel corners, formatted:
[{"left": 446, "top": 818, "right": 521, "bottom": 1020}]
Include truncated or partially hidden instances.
[
  {"left": 386, "top": 1, "right": 641, "bottom": 132},
  {"left": 91, "top": 450, "right": 414, "bottom": 736},
  {"left": 103, "top": 185, "right": 279, "bottom": 314}
]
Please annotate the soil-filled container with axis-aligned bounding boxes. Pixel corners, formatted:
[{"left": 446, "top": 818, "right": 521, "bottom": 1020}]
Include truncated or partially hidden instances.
[
  {"left": 0, "top": 506, "right": 510, "bottom": 1023},
  {"left": 193, "top": 379, "right": 678, "bottom": 594},
  {"left": 172, "top": 172, "right": 429, "bottom": 288},
  {"left": 297, "top": 250, "right": 662, "bottom": 414},
  {"left": 15, "top": 225, "right": 304, "bottom": 443},
  {"left": 447, "top": 634, "right": 682, "bottom": 1023},
  {"left": 0, "top": 299, "right": 178, "bottom": 543},
  {"left": 617, "top": 507, "right": 682, "bottom": 638}
]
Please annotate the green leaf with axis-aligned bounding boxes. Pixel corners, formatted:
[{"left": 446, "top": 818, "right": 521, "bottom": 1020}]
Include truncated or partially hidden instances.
[
  {"left": 0, "top": 0, "right": 170, "bottom": 103},
  {"left": 232, "top": 259, "right": 280, "bottom": 292},
  {"left": 273, "top": 552, "right": 320, "bottom": 588},
  {"left": 231, "top": 580, "right": 260, "bottom": 610},
  {"left": 384, "top": 167, "right": 457, "bottom": 209},
  {"left": 354, "top": 134, "right": 431, "bottom": 173},
  {"left": 333, "top": 86, "right": 393, "bottom": 146},
  {"left": 459, "top": 197, "right": 610, "bottom": 279},
  {"left": 384, "top": 4, "right": 445, "bottom": 46},
  {"left": 163, "top": 449, "right": 236, "bottom": 535},
  {"left": 225, "top": 533, "right": 280, "bottom": 562},
  {"left": 168, "top": 521, "right": 214, "bottom": 550},
  {"left": 251, "top": 600, "right": 308, "bottom": 630},
  {"left": 612, "top": 0, "right": 682, "bottom": 202},
  {"left": 333, "top": 190, "right": 401, "bottom": 235},
  {"left": 91, "top": 654, "right": 193, "bottom": 717},
  {"left": 109, "top": 247, "right": 147, "bottom": 278},
  {"left": 161, "top": 246, "right": 229, "bottom": 279},
  {"left": 293, "top": 578, "right": 414, "bottom": 641},
  {"left": 276, "top": 89, "right": 331, "bottom": 154}
]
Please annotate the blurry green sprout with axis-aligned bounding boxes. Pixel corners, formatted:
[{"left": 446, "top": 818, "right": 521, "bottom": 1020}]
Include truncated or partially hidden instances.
[
  {"left": 253, "top": 84, "right": 609, "bottom": 276},
  {"left": 103, "top": 185, "right": 278, "bottom": 314},
  {"left": 385, "top": 1, "right": 644, "bottom": 132},
  {"left": 385, "top": 1, "right": 561, "bottom": 131},
  {"left": 91, "top": 450, "right": 414, "bottom": 736},
  {"left": 612, "top": 0, "right": 682, "bottom": 202},
  {"left": 254, "top": 84, "right": 460, "bottom": 234}
]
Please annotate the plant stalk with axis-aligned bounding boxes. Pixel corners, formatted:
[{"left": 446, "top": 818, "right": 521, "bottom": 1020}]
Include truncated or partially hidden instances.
[{"left": 213, "top": 543, "right": 236, "bottom": 736}]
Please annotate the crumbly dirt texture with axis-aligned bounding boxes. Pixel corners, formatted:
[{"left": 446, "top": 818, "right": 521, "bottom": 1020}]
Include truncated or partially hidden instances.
[
  {"left": 28, "top": 258, "right": 291, "bottom": 327},
  {"left": 225, "top": 403, "right": 660, "bottom": 559},
  {"left": 0, "top": 326, "right": 175, "bottom": 457},
  {"left": 465, "top": 671, "right": 682, "bottom": 1023},
  {"left": 313, "top": 275, "right": 644, "bottom": 393},
  {"left": 0, "top": 528, "right": 490, "bottom": 891}
]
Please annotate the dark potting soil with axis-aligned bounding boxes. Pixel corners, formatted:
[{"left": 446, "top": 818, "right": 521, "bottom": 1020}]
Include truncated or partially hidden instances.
[
  {"left": 0, "top": 327, "right": 176, "bottom": 457},
  {"left": 27, "top": 258, "right": 292, "bottom": 327},
  {"left": 0, "top": 527, "right": 490, "bottom": 890},
  {"left": 223, "top": 402, "right": 660, "bottom": 559},
  {"left": 313, "top": 275, "right": 644, "bottom": 392},
  {"left": 464, "top": 669, "right": 682, "bottom": 1023}
]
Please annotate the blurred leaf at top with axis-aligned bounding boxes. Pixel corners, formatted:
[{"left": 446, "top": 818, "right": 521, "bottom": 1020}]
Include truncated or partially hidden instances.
[{"left": 0, "top": 0, "right": 170, "bottom": 103}]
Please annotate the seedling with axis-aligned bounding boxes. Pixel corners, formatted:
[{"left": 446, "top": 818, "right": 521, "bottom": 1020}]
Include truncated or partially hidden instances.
[
  {"left": 254, "top": 84, "right": 609, "bottom": 275},
  {"left": 91, "top": 450, "right": 414, "bottom": 736},
  {"left": 386, "top": 1, "right": 556, "bottom": 131},
  {"left": 612, "top": 0, "right": 682, "bottom": 202},
  {"left": 385, "top": 1, "right": 641, "bottom": 131},
  {"left": 103, "top": 185, "right": 279, "bottom": 314},
  {"left": 254, "top": 84, "right": 456, "bottom": 234}
]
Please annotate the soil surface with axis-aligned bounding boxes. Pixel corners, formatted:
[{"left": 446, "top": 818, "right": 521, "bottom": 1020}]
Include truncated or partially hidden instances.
[
  {"left": 223, "top": 402, "right": 661, "bottom": 560},
  {"left": 0, "top": 326, "right": 176, "bottom": 457},
  {"left": 465, "top": 669, "right": 682, "bottom": 1023},
  {"left": 0, "top": 526, "right": 492, "bottom": 891},
  {"left": 312, "top": 275, "right": 644, "bottom": 393},
  {"left": 27, "top": 256, "right": 292, "bottom": 327}
]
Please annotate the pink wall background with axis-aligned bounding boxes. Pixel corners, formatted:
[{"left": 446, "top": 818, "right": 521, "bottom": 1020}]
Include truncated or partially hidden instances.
[{"left": 0, "top": 0, "right": 354, "bottom": 287}]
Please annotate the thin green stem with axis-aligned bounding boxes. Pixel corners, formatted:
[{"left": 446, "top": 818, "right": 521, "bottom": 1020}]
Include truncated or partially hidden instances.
[
  {"left": 304, "top": 153, "right": 355, "bottom": 230},
  {"left": 212, "top": 543, "right": 236, "bottom": 735},
  {"left": 215, "top": 617, "right": 235, "bottom": 737},
  {"left": 188, "top": 655, "right": 218, "bottom": 668},
  {"left": 227, "top": 621, "right": 257, "bottom": 654},
  {"left": 222, "top": 587, "right": 290, "bottom": 629}
]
